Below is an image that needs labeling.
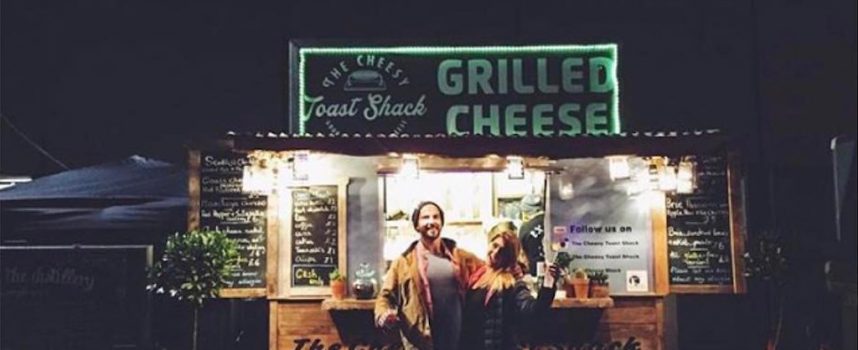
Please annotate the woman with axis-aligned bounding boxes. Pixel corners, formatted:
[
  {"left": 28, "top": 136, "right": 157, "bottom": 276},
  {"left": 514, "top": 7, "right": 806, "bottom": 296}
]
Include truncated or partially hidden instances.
[{"left": 461, "top": 221, "right": 560, "bottom": 350}]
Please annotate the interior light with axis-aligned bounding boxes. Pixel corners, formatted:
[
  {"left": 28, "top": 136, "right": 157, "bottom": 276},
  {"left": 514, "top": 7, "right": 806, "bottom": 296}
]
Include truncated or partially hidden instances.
[
  {"left": 676, "top": 159, "right": 696, "bottom": 194},
  {"left": 677, "top": 179, "right": 694, "bottom": 194},
  {"left": 607, "top": 156, "right": 631, "bottom": 180},
  {"left": 677, "top": 160, "right": 695, "bottom": 181},
  {"left": 559, "top": 182, "right": 575, "bottom": 200},
  {"left": 293, "top": 150, "right": 310, "bottom": 181},
  {"left": 647, "top": 162, "right": 660, "bottom": 190},
  {"left": 506, "top": 156, "right": 525, "bottom": 180},
  {"left": 400, "top": 154, "right": 420, "bottom": 179},
  {"left": 659, "top": 166, "right": 678, "bottom": 191}
]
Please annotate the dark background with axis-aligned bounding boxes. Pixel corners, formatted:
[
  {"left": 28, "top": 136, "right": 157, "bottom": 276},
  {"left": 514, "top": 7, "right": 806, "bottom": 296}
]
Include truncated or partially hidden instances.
[{"left": 2, "top": 0, "right": 855, "bottom": 349}]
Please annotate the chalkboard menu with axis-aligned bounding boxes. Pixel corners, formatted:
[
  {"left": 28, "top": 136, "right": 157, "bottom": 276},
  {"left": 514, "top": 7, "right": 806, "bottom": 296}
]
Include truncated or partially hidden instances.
[
  {"left": 666, "top": 155, "right": 733, "bottom": 286},
  {"left": 198, "top": 152, "right": 268, "bottom": 290},
  {"left": 290, "top": 185, "right": 339, "bottom": 287}
]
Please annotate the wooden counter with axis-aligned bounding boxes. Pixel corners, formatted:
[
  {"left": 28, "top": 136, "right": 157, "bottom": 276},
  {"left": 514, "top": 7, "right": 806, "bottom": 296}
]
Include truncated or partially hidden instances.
[
  {"left": 272, "top": 295, "right": 675, "bottom": 350},
  {"left": 321, "top": 295, "right": 615, "bottom": 311}
]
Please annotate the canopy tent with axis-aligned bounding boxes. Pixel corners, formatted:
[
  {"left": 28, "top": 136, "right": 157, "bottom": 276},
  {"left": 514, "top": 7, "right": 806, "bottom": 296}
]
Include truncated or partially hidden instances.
[{"left": 0, "top": 155, "right": 187, "bottom": 235}]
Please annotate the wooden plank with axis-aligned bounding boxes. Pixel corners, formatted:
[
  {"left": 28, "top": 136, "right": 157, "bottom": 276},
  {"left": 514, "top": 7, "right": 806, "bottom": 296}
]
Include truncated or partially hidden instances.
[
  {"left": 269, "top": 301, "right": 278, "bottom": 350},
  {"left": 551, "top": 297, "right": 615, "bottom": 308},
  {"left": 661, "top": 294, "right": 679, "bottom": 350},
  {"left": 728, "top": 152, "right": 748, "bottom": 294},
  {"left": 267, "top": 193, "right": 280, "bottom": 297},
  {"left": 669, "top": 284, "right": 735, "bottom": 294},
  {"left": 601, "top": 305, "right": 659, "bottom": 324},
  {"left": 187, "top": 150, "right": 201, "bottom": 231},
  {"left": 220, "top": 288, "right": 266, "bottom": 298},
  {"left": 321, "top": 298, "right": 375, "bottom": 311},
  {"left": 319, "top": 297, "right": 616, "bottom": 310},
  {"left": 652, "top": 191, "right": 670, "bottom": 295}
]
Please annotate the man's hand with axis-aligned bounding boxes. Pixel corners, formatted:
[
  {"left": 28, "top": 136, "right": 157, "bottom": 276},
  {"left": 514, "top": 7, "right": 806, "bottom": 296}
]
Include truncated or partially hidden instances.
[{"left": 376, "top": 309, "right": 399, "bottom": 330}]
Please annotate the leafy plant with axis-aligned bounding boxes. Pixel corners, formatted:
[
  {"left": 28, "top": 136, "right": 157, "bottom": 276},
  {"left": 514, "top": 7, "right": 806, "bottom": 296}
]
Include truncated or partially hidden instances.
[
  {"left": 553, "top": 251, "right": 574, "bottom": 270},
  {"left": 329, "top": 268, "right": 346, "bottom": 282},
  {"left": 588, "top": 271, "right": 609, "bottom": 285},
  {"left": 572, "top": 267, "right": 588, "bottom": 280},
  {"left": 147, "top": 230, "right": 239, "bottom": 350}
]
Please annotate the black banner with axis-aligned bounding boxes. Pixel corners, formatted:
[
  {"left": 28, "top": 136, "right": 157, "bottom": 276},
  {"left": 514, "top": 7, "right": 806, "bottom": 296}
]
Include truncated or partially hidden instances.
[
  {"left": 199, "top": 152, "right": 268, "bottom": 289},
  {"left": 290, "top": 185, "right": 339, "bottom": 287},
  {"left": 666, "top": 155, "right": 733, "bottom": 285},
  {"left": 290, "top": 44, "right": 619, "bottom": 137},
  {"left": 1, "top": 246, "right": 151, "bottom": 349}
]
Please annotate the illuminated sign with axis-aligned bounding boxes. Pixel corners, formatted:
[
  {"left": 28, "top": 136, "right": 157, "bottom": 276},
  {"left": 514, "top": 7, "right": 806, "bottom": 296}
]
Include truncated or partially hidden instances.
[{"left": 289, "top": 43, "right": 620, "bottom": 136}]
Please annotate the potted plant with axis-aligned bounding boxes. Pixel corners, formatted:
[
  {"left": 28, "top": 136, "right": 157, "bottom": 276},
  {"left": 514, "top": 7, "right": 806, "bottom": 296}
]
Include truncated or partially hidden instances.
[
  {"left": 147, "top": 230, "right": 239, "bottom": 350},
  {"left": 569, "top": 268, "right": 590, "bottom": 299},
  {"left": 588, "top": 271, "right": 610, "bottom": 298},
  {"left": 329, "top": 268, "right": 347, "bottom": 300}
]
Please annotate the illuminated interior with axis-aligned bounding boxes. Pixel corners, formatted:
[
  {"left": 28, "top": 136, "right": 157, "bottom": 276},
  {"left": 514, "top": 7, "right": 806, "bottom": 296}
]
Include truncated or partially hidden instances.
[{"left": 381, "top": 169, "right": 547, "bottom": 262}]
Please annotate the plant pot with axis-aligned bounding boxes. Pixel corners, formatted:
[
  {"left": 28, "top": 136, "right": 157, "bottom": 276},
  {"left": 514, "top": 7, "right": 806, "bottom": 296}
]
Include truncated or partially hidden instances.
[
  {"left": 330, "top": 280, "right": 346, "bottom": 300},
  {"left": 590, "top": 284, "right": 610, "bottom": 298},
  {"left": 563, "top": 280, "right": 576, "bottom": 298},
  {"left": 570, "top": 278, "right": 590, "bottom": 299}
]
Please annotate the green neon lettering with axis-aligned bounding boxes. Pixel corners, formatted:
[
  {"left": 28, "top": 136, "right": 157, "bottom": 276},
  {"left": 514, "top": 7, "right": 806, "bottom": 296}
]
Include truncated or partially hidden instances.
[
  {"left": 468, "top": 59, "right": 494, "bottom": 95},
  {"left": 504, "top": 104, "right": 527, "bottom": 136},
  {"left": 473, "top": 105, "right": 500, "bottom": 136},
  {"left": 589, "top": 57, "right": 614, "bottom": 93},
  {"left": 512, "top": 59, "right": 534, "bottom": 94},
  {"left": 446, "top": 105, "right": 469, "bottom": 135},
  {"left": 586, "top": 103, "right": 609, "bottom": 135},
  {"left": 558, "top": 103, "right": 582, "bottom": 136},
  {"left": 562, "top": 58, "right": 584, "bottom": 93},
  {"left": 537, "top": 58, "right": 559, "bottom": 93},
  {"left": 438, "top": 60, "right": 464, "bottom": 95},
  {"left": 532, "top": 104, "right": 554, "bottom": 136}
]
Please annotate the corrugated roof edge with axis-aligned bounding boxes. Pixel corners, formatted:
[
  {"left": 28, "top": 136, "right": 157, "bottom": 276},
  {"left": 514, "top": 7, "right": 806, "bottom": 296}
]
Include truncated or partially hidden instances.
[{"left": 224, "top": 130, "right": 722, "bottom": 139}]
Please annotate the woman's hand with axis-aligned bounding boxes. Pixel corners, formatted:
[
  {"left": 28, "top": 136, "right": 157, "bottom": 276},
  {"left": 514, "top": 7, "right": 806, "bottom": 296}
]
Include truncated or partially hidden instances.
[
  {"left": 547, "top": 263, "right": 561, "bottom": 279},
  {"left": 542, "top": 263, "right": 561, "bottom": 288}
]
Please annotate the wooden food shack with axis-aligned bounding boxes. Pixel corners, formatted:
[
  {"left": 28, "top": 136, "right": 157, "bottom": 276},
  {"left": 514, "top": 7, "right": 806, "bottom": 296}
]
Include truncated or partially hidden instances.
[
  {"left": 188, "top": 131, "right": 746, "bottom": 350},
  {"left": 187, "top": 43, "right": 747, "bottom": 350}
]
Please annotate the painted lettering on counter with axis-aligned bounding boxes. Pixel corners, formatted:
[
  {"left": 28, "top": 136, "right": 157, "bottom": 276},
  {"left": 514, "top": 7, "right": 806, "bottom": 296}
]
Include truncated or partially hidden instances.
[
  {"left": 292, "top": 338, "right": 402, "bottom": 350},
  {"left": 290, "top": 337, "right": 642, "bottom": 350}
]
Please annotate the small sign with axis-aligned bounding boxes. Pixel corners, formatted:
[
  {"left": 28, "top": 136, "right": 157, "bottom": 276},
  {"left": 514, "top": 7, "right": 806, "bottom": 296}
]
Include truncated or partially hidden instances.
[{"left": 626, "top": 270, "right": 649, "bottom": 292}]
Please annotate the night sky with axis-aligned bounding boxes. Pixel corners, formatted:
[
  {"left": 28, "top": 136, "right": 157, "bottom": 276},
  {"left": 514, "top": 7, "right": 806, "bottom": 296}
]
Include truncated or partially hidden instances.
[{"left": 2, "top": 0, "right": 855, "bottom": 177}]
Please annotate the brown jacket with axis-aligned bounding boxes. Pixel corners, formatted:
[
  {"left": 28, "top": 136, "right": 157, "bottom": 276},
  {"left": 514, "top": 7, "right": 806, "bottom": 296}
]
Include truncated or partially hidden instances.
[{"left": 375, "top": 238, "right": 483, "bottom": 350}]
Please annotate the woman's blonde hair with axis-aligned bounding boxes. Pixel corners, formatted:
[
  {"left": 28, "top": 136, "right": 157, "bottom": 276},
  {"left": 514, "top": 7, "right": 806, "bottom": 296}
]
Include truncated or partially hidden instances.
[{"left": 472, "top": 221, "right": 530, "bottom": 294}]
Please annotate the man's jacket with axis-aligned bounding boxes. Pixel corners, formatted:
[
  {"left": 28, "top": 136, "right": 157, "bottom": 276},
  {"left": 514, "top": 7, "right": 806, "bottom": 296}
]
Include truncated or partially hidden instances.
[{"left": 374, "top": 238, "right": 483, "bottom": 349}]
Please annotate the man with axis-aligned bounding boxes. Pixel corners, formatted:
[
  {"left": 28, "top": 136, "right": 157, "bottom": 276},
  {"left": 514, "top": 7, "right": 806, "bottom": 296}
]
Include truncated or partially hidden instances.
[
  {"left": 375, "top": 201, "right": 483, "bottom": 350},
  {"left": 518, "top": 194, "right": 546, "bottom": 276}
]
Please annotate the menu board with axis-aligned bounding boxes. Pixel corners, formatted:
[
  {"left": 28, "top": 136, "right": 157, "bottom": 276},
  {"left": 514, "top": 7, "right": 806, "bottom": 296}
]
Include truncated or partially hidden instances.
[
  {"left": 666, "top": 155, "right": 733, "bottom": 286},
  {"left": 198, "top": 152, "right": 268, "bottom": 291},
  {"left": 281, "top": 180, "right": 347, "bottom": 299},
  {"left": 290, "top": 185, "right": 339, "bottom": 287}
]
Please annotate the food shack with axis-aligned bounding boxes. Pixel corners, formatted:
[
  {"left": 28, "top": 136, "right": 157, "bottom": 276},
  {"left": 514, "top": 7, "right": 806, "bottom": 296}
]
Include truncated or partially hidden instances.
[{"left": 187, "top": 43, "right": 747, "bottom": 350}]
